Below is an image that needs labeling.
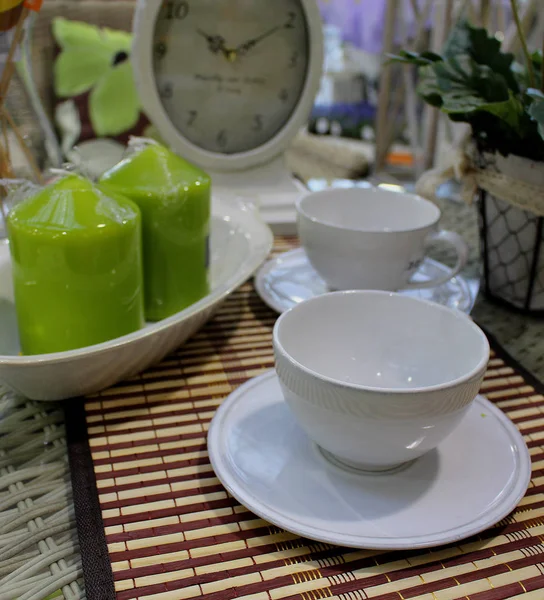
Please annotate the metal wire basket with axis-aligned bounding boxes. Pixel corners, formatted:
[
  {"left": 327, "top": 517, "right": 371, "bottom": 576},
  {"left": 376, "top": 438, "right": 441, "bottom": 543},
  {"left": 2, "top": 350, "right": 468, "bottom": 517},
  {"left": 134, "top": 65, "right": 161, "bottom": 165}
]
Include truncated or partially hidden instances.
[{"left": 477, "top": 155, "right": 544, "bottom": 315}]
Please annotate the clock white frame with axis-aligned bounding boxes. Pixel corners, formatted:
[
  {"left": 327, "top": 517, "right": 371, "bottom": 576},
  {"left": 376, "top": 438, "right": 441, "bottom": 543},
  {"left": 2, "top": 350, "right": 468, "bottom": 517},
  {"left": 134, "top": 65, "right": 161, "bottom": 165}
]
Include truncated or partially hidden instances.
[{"left": 132, "top": 0, "right": 323, "bottom": 173}]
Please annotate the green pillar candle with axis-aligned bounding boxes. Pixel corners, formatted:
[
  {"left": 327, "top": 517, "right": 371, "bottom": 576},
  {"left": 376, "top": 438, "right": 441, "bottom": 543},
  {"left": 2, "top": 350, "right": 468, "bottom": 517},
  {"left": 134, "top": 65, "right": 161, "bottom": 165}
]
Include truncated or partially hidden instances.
[
  {"left": 100, "top": 144, "right": 211, "bottom": 321},
  {"left": 7, "top": 174, "right": 144, "bottom": 355}
]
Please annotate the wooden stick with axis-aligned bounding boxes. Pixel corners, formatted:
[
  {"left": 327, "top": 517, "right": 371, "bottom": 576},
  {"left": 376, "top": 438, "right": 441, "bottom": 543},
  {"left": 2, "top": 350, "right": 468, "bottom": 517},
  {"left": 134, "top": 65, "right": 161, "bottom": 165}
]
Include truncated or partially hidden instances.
[
  {"left": 0, "top": 188, "right": 6, "bottom": 224},
  {"left": 497, "top": 1, "right": 507, "bottom": 37},
  {"left": 379, "top": 0, "right": 433, "bottom": 172},
  {"left": 510, "top": 0, "right": 535, "bottom": 87},
  {"left": 479, "top": 0, "right": 491, "bottom": 27},
  {"left": 0, "top": 5, "right": 32, "bottom": 193},
  {"left": 408, "top": 0, "right": 420, "bottom": 20},
  {"left": 423, "top": 0, "right": 453, "bottom": 171},
  {"left": 0, "top": 141, "right": 14, "bottom": 178},
  {"left": 453, "top": 0, "right": 471, "bottom": 22},
  {"left": 460, "top": 0, "right": 477, "bottom": 24},
  {"left": 398, "top": 9, "right": 421, "bottom": 174},
  {"left": 1, "top": 106, "right": 43, "bottom": 184},
  {"left": 1, "top": 113, "right": 11, "bottom": 165},
  {"left": 504, "top": 0, "right": 537, "bottom": 53},
  {"left": 403, "top": 68, "right": 421, "bottom": 173},
  {"left": 0, "top": 141, "right": 15, "bottom": 223},
  {"left": 0, "top": 6, "right": 29, "bottom": 101},
  {"left": 374, "top": 0, "right": 399, "bottom": 173},
  {"left": 541, "top": 36, "right": 544, "bottom": 93}
]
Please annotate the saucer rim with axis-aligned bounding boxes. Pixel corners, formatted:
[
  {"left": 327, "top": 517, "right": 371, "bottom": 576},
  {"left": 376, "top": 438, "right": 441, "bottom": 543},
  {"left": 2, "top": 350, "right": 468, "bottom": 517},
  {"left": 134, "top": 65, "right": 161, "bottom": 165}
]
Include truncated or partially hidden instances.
[
  {"left": 208, "top": 370, "right": 531, "bottom": 550},
  {"left": 254, "top": 247, "right": 474, "bottom": 315}
]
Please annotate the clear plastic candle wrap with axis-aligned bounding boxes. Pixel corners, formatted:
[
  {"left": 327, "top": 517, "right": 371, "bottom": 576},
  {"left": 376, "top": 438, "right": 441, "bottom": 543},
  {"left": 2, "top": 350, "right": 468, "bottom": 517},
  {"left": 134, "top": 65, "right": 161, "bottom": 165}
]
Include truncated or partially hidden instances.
[
  {"left": 100, "top": 139, "right": 211, "bottom": 321},
  {"left": 6, "top": 173, "right": 144, "bottom": 355}
]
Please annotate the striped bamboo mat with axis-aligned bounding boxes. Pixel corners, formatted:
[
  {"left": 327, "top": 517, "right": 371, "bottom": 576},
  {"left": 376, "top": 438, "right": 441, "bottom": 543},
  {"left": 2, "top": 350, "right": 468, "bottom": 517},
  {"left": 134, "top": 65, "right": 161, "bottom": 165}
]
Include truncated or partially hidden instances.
[{"left": 68, "top": 237, "right": 544, "bottom": 600}]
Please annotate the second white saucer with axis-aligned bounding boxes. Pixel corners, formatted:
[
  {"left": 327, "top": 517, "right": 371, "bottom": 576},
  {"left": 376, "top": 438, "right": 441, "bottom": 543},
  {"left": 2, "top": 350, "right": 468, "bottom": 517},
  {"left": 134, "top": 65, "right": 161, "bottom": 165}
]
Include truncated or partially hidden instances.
[
  {"left": 208, "top": 371, "right": 531, "bottom": 550},
  {"left": 255, "top": 248, "right": 478, "bottom": 314}
]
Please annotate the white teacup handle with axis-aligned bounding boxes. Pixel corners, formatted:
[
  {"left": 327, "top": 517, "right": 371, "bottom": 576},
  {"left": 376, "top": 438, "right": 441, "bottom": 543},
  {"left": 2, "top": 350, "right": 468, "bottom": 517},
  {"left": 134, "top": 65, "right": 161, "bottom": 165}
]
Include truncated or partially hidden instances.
[{"left": 403, "top": 230, "right": 469, "bottom": 290}]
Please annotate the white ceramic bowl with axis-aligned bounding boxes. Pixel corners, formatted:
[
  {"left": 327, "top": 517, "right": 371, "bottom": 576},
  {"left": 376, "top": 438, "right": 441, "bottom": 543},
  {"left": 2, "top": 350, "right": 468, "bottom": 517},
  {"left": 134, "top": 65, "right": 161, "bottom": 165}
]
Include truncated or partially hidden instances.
[
  {"left": 0, "top": 196, "right": 272, "bottom": 401},
  {"left": 273, "top": 290, "right": 489, "bottom": 471}
]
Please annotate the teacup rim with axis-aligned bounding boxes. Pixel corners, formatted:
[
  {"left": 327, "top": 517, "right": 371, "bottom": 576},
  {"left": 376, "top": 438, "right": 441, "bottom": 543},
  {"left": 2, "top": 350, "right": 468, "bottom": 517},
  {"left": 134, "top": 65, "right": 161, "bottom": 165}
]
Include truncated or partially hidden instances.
[
  {"left": 296, "top": 187, "right": 441, "bottom": 233},
  {"left": 273, "top": 290, "right": 490, "bottom": 396}
]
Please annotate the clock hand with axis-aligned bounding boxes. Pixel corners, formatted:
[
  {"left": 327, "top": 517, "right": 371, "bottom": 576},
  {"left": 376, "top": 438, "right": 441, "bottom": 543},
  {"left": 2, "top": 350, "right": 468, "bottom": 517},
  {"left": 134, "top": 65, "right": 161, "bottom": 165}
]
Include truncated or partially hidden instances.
[
  {"left": 196, "top": 28, "right": 228, "bottom": 55},
  {"left": 235, "top": 25, "right": 281, "bottom": 56}
]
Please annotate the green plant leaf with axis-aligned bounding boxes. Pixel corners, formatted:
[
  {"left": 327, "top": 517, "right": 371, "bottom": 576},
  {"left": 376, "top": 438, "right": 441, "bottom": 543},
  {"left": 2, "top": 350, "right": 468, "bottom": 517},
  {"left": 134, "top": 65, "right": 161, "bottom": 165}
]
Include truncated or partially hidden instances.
[
  {"left": 528, "top": 88, "right": 544, "bottom": 99},
  {"left": 101, "top": 28, "right": 133, "bottom": 52},
  {"left": 528, "top": 89, "right": 544, "bottom": 140},
  {"left": 531, "top": 50, "right": 543, "bottom": 66},
  {"left": 531, "top": 51, "right": 543, "bottom": 91},
  {"left": 53, "top": 17, "right": 132, "bottom": 53},
  {"left": 420, "top": 56, "right": 510, "bottom": 105},
  {"left": 54, "top": 47, "right": 111, "bottom": 97},
  {"left": 417, "top": 56, "right": 523, "bottom": 130},
  {"left": 442, "top": 92, "right": 524, "bottom": 130},
  {"left": 478, "top": 94, "right": 525, "bottom": 129},
  {"left": 442, "top": 20, "right": 473, "bottom": 57},
  {"left": 89, "top": 61, "right": 140, "bottom": 136},
  {"left": 395, "top": 17, "right": 544, "bottom": 160},
  {"left": 386, "top": 50, "right": 442, "bottom": 67},
  {"left": 416, "top": 65, "right": 445, "bottom": 107},
  {"left": 53, "top": 17, "right": 103, "bottom": 49},
  {"left": 53, "top": 18, "right": 134, "bottom": 98},
  {"left": 443, "top": 20, "right": 518, "bottom": 91}
]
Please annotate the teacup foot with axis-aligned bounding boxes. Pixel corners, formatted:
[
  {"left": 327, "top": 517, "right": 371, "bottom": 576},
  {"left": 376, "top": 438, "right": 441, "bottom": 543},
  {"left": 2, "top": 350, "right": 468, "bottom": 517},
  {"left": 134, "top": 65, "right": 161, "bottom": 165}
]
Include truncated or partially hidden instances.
[{"left": 318, "top": 446, "right": 415, "bottom": 476}]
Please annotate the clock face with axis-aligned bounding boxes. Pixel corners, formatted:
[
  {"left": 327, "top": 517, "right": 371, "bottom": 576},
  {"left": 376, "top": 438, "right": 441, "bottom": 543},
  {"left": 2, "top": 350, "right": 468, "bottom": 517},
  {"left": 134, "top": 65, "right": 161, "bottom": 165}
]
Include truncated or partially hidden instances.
[{"left": 152, "top": 0, "right": 310, "bottom": 155}]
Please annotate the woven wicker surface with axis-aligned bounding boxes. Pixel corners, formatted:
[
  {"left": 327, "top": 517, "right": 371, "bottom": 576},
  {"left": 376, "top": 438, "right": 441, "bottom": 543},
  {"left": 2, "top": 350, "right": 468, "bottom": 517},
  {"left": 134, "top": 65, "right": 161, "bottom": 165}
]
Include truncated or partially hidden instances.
[
  {"left": 69, "top": 236, "right": 544, "bottom": 600},
  {"left": 0, "top": 385, "right": 83, "bottom": 600}
]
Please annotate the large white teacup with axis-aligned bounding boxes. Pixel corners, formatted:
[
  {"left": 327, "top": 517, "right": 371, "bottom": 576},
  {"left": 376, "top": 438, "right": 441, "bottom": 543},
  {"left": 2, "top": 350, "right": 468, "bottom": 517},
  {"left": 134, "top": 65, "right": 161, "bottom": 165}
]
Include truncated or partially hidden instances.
[
  {"left": 273, "top": 291, "right": 489, "bottom": 472},
  {"left": 297, "top": 187, "right": 469, "bottom": 291}
]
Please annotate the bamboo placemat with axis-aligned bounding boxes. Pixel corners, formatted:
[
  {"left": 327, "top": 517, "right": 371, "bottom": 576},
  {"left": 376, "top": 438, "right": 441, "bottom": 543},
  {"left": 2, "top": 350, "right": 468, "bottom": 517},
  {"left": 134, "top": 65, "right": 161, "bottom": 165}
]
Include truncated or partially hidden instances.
[{"left": 66, "top": 237, "right": 544, "bottom": 600}]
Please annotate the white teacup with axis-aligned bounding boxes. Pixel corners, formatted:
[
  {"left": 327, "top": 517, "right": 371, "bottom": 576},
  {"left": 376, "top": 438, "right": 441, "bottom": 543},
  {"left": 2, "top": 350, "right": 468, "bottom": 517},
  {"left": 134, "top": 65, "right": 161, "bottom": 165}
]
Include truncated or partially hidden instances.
[
  {"left": 273, "top": 290, "right": 489, "bottom": 472},
  {"left": 297, "top": 187, "right": 469, "bottom": 291}
]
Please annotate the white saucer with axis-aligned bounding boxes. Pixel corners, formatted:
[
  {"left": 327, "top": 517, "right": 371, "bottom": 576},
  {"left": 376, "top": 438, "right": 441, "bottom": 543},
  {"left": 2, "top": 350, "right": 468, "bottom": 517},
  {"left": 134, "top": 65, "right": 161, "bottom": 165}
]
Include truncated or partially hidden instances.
[
  {"left": 208, "top": 371, "right": 531, "bottom": 550},
  {"left": 255, "top": 248, "right": 478, "bottom": 314}
]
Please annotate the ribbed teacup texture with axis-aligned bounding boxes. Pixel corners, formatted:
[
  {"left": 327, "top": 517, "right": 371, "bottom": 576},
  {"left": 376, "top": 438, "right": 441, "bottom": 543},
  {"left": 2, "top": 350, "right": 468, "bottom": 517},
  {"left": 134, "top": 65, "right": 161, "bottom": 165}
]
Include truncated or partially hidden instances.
[{"left": 274, "top": 348, "right": 486, "bottom": 420}]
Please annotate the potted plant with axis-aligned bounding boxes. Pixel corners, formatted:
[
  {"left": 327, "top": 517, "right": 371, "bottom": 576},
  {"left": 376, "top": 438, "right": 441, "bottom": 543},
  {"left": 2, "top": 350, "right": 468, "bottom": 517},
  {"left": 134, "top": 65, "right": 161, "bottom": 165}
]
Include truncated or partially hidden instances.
[{"left": 390, "top": 7, "right": 544, "bottom": 314}]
